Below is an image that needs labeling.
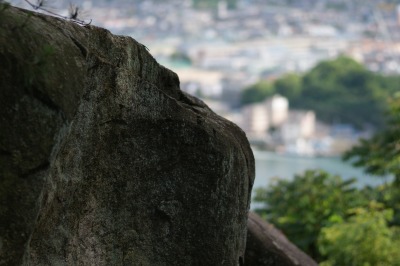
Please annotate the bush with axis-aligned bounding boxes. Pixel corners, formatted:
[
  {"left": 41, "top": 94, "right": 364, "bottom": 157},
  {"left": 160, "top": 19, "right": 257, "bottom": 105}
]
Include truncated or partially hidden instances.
[
  {"left": 318, "top": 202, "right": 400, "bottom": 266},
  {"left": 253, "top": 170, "right": 367, "bottom": 259}
]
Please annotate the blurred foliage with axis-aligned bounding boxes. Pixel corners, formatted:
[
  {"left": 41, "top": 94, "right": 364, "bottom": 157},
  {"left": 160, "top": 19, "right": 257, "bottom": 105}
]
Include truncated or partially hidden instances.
[
  {"left": 300, "top": 57, "right": 388, "bottom": 128},
  {"left": 344, "top": 96, "right": 400, "bottom": 228},
  {"left": 170, "top": 51, "right": 192, "bottom": 64},
  {"left": 192, "top": 0, "right": 237, "bottom": 9},
  {"left": 254, "top": 170, "right": 400, "bottom": 263},
  {"left": 253, "top": 170, "right": 367, "bottom": 259},
  {"left": 373, "top": 183, "right": 400, "bottom": 226},
  {"left": 318, "top": 202, "right": 400, "bottom": 266},
  {"left": 344, "top": 96, "right": 400, "bottom": 184},
  {"left": 240, "top": 56, "right": 400, "bottom": 129},
  {"left": 240, "top": 80, "right": 275, "bottom": 105},
  {"left": 272, "top": 73, "right": 303, "bottom": 104}
]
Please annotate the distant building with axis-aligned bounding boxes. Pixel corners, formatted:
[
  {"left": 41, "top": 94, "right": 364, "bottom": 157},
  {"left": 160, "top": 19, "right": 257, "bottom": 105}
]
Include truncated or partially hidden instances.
[
  {"left": 242, "top": 103, "right": 269, "bottom": 136},
  {"left": 279, "top": 110, "right": 316, "bottom": 156},
  {"left": 281, "top": 110, "right": 315, "bottom": 142},
  {"left": 176, "top": 68, "right": 223, "bottom": 97},
  {"left": 241, "top": 94, "right": 288, "bottom": 136},
  {"left": 265, "top": 95, "right": 289, "bottom": 127},
  {"left": 304, "top": 24, "right": 338, "bottom": 37}
]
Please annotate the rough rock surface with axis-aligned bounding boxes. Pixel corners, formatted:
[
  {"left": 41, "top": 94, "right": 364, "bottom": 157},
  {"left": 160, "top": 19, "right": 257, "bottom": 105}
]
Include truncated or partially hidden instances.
[
  {"left": 245, "top": 212, "right": 318, "bottom": 266},
  {"left": 0, "top": 5, "right": 254, "bottom": 265}
]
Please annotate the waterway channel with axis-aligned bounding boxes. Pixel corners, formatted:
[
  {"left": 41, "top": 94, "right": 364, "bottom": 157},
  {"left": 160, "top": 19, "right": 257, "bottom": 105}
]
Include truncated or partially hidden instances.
[{"left": 253, "top": 149, "right": 390, "bottom": 190}]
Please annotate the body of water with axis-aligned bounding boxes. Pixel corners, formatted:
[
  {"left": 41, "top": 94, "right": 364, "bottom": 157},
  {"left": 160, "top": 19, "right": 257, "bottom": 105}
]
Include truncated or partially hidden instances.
[{"left": 253, "top": 149, "right": 390, "bottom": 190}]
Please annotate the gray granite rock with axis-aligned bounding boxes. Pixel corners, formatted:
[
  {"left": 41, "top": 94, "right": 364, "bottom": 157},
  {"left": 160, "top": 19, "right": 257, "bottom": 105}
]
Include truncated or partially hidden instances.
[
  {"left": 0, "top": 5, "right": 254, "bottom": 265},
  {"left": 245, "top": 212, "right": 318, "bottom": 266}
]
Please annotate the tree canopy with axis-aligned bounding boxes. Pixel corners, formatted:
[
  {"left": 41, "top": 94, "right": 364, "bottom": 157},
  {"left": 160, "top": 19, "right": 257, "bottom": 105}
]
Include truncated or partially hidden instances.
[
  {"left": 343, "top": 95, "right": 400, "bottom": 226},
  {"left": 318, "top": 202, "right": 400, "bottom": 266},
  {"left": 240, "top": 80, "right": 275, "bottom": 105},
  {"left": 343, "top": 95, "right": 400, "bottom": 184},
  {"left": 192, "top": 0, "right": 237, "bottom": 9},
  {"left": 300, "top": 57, "right": 388, "bottom": 128},
  {"left": 240, "top": 56, "right": 399, "bottom": 129},
  {"left": 253, "top": 170, "right": 364, "bottom": 260},
  {"left": 253, "top": 169, "right": 400, "bottom": 264}
]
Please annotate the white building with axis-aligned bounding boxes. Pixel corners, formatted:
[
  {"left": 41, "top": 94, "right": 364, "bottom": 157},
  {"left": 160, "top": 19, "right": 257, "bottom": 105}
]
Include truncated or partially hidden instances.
[
  {"left": 281, "top": 110, "right": 316, "bottom": 142},
  {"left": 241, "top": 94, "right": 289, "bottom": 136},
  {"left": 265, "top": 95, "right": 289, "bottom": 127},
  {"left": 279, "top": 110, "right": 316, "bottom": 156},
  {"left": 242, "top": 103, "right": 269, "bottom": 136}
]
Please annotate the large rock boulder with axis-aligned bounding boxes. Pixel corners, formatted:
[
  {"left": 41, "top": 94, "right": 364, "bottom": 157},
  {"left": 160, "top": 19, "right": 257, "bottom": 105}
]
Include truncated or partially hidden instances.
[
  {"left": 0, "top": 5, "right": 254, "bottom": 265},
  {"left": 245, "top": 212, "right": 318, "bottom": 266}
]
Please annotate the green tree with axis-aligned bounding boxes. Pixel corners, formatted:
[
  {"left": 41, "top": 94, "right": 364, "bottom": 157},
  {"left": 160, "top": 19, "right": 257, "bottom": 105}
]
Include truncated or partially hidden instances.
[
  {"left": 253, "top": 170, "right": 366, "bottom": 260},
  {"left": 374, "top": 183, "right": 400, "bottom": 226},
  {"left": 192, "top": 0, "right": 218, "bottom": 9},
  {"left": 240, "top": 56, "right": 398, "bottom": 128},
  {"left": 240, "top": 74, "right": 301, "bottom": 106},
  {"left": 226, "top": 0, "right": 237, "bottom": 9},
  {"left": 344, "top": 96, "right": 400, "bottom": 184},
  {"left": 240, "top": 80, "right": 275, "bottom": 105},
  {"left": 170, "top": 51, "right": 192, "bottom": 65},
  {"left": 318, "top": 202, "right": 400, "bottom": 266},
  {"left": 273, "top": 73, "right": 302, "bottom": 105},
  {"left": 301, "top": 56, "right": 388, "bottom": 128},
  {"left": 192, "top": 0, "right": 238, "bottom": 9},
  {"left": 344, "top": 96, "right": 400, "bottom": 226},
  {"left": 376, "top": 75, "right": 400, "bottom": 96}
]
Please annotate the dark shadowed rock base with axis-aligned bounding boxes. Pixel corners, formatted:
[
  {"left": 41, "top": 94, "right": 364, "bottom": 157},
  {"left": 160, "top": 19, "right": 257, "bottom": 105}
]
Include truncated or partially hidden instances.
[
  {"left": 0, "top": 5, "right": 254, "bottom": 265},
  {"left": 245, "top": 212, "right": 318, "bottom": 266}
]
